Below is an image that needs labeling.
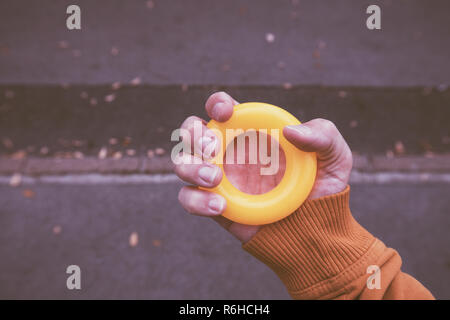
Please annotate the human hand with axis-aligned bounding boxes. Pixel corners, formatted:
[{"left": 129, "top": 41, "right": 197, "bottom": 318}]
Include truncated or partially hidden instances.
[{"left": 176, "top": 92, "right": 353, "bottom": 243}]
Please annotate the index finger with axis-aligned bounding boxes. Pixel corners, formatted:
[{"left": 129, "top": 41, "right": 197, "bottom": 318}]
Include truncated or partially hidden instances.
[{"left": 205, "top": 91, "right": 239, "bottom": 122}]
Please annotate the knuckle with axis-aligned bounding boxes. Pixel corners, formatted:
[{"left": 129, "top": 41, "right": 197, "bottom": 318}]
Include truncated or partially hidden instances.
[
  {"left": 174, "top": 163, "right": 185, "bottom": 178},
  {"left": 214, "top": 90, "right": 227, "bottom": 98},
  {"left": 175, "top": 162, "right": 198, "bottom": 181},
  {"left": 177, "top": 188, "right": 185, "bottom": 205},
  {"left": 181, "top": 115, "right": 200, "bottom": 130},
  {"left": 213, "top": 91, "right": 232, "bottom": 103},
  {"left": 314, "top": 118, "right": 339, "bottom": 137},
  {"left": 178, "top": 187, "right": 195, "bottom": 213},
  {"left": 318, "top": 118, "right": 336, "bottom": 130},
  {"left": 343, "top": 145, "right": 354, "bottom": 169}
]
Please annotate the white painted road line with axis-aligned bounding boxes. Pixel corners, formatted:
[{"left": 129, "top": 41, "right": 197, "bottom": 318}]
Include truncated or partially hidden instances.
[
  {"left": 350, "top": 171, "right": 450, "bottom": 184},
  {"left": 0, "top": 174, "right": 180, "bottom": 185},
  {"left": 1, "top": 171, "right": 450, "bottom": 185}
]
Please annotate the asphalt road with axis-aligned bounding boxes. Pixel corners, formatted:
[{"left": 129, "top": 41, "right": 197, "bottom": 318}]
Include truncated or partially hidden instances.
[
  {"left": 0, "top": 181, "right": 448, "bottom": 299},
  {"left": 0, "top": 0, "right": 448, "bottom": 302},
  {"left": 0, "top": 0, "right": 449, "bottom": 86}
]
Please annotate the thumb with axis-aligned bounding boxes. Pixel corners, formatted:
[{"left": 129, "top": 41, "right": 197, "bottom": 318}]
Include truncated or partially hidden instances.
[
  {"left": 283, "top": 118, "right": 353, "bottom": 199},
  {"left": 282, "top": 118, "right": 349, "bottom": 161}
]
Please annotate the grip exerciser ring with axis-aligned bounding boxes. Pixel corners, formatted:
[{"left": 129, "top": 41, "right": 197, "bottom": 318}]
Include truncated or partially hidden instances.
[{"left": 203, "top": 102, "right": 317, "bottom": 225}]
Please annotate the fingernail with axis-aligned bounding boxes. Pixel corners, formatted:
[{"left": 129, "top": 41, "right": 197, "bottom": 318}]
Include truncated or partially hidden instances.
[
  {"left": 198, "top": 166, "right": 219, "bottom": 185},
  {"left": 202, "top": 137, "right": 217, "bottom": 159},
  {"left": 208, "top": 197, "right": 225, "bottom": 214},
  {"left": 211, "top": 102, "right": 225, "bottom": 120},
  {"left": 286, "top": 125, "right": 312, "bottom": 136},
  {"left": 196, "top": 136, "right": 212, "bottom": 154}
]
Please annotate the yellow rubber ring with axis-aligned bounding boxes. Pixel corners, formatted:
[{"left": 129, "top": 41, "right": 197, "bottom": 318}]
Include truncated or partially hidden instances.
[{"left": 203, "top": 102, "right": 317, "bottom": 225}]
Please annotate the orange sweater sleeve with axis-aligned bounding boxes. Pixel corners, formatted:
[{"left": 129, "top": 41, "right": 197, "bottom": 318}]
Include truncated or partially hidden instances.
[{"left": 242, "top": 186, "right": 434, "bottom": 300}]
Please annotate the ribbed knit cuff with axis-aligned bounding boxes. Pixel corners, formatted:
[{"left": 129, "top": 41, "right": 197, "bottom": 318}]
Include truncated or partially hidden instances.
[{"left": 242, "top": 186, "right": 385, "bottom": 299}]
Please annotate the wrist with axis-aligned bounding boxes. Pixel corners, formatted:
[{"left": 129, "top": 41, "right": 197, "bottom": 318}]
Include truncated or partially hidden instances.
[
  {"left": 307, "top": 180, "right": 348, "bottom": 199},
  {"left": 242, "top": 185, "right": 384, "bottom": 299}
]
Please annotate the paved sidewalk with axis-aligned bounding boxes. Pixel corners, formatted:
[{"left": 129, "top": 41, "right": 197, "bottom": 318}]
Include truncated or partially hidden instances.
[
  {"left": 1, "top": 0, "right": 449, "bottom": 86},
  {"left": 2, "top": 155, "right": 450, "bottom": 176}
]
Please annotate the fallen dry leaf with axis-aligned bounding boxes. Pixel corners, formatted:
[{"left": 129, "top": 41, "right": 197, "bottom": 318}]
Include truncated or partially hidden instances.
[
  {"left": 26, "top": 145, "right": 36, "bottom": 153},
  {"left": 72, "top": 139, "right": 84, "bottom": 147},
  {"left": 53, "top": 225, "right": 62, "bottom": 235},
  {"left": 73, "top": 151, "right": 84, "bottom": 159},
  {"left": 98, "top": 147, "right": 108, "bottom": 159},
  {"left": 112, "top": 82, "right": 121, "bottom": 90},
  {"left": 239, "top": 6, "right": 248, "bottom": 16},
  {"left": 104, "top": 93, "right": 116, "bottom": 103},
  {"left": 126, "top": 149, "right": 136, "bottom": 156},
  {"left": 221, "top": 64, "right": 231, "bottom": 72},
  {"left": 155, "top": 148, "right": 165, "bottom": 155},
  {"left": 130, "top": 77, "right": 141, "bottom": 86},
  {"left": 265, "top": 33, "right": 275, "bottom": 43},
  {"left": 338, "top": 90, "right": 347, "bottom": 98},
  {"left": 349, "top": 120, "right": 358, "bottom": 128},
  {"left": 122, "top": 136, "right": 132, "bottom": 146},
  {"left": 22, "top": 189, "right": 35, "bottom": 198},
  {"left": 10, "top": 150, "right": 26, "bottom": 160},
  {"left": 152, "top": 239, "right": 161, "bottom": 247},
  {"left": 424, "top": 151, "right": 435, "bottom": 158},
  {"left": 9, "top": 173, "right": 22, "bottom": 187},
  {"left": 89, "top": 97, "right": 98, "bottom": 106},
  {"left": 2, "top": 137, "right": 13, "bottom": 149},
  {"left": 111, "top": 46, "right": 119, "bottom": 56},
  {"left": 112, "top": 151, "right": 122, "bottom": 159},
  {"left": 314, "top": 62, "right": 322, "bottom": 69},
  {"left": 394, "top": 141, "right": 405, "bottom": 155},
  {"left": 418, "top": 139, "right": 432, "bottom": 152},
  {"left": 80, "top": 91, "right": 88, "bottom": 99},
  {"left": 0, "top": 44, "right": 10, "bottom": 56},
  {"left": 312, "top": 49, "right": 320, "bottom": 59},
  {"left": 58, "top": 40, "right": 69, "bottom": 49},
  {"left": 40, "top": 146, "right": 49, "bottom": 155},
  {"left": 129, "top": 232, "right": 139, "bottom": 247},
  {"left": 282, "top": 82, "right": 293, "bottom": 90}
]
